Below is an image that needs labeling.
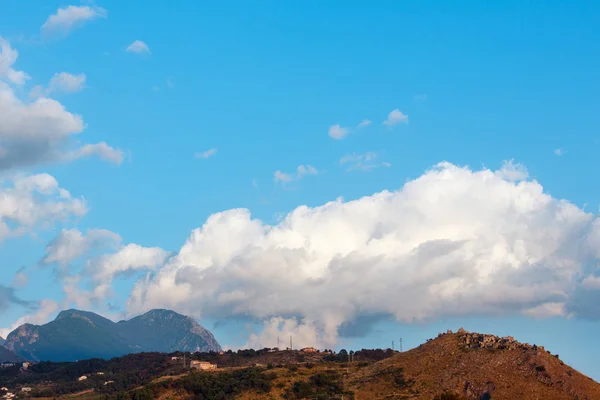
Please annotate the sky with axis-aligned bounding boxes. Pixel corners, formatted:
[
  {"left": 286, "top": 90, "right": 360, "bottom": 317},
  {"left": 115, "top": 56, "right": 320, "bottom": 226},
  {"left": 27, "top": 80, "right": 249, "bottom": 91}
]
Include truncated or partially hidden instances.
[{"left": 1, "top": 0, "right": 600, "bottom": 380}]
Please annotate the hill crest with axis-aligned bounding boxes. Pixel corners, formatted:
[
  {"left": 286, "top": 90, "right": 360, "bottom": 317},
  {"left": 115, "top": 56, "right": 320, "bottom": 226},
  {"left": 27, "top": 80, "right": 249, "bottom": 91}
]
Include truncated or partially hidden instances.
[{"left": 350, "top": 328, "right": 600, "bottom": 399}]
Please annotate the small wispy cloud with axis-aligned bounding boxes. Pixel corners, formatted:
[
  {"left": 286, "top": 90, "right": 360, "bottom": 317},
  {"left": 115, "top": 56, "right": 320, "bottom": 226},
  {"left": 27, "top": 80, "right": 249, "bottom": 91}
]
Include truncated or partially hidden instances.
[
  {"left": 383, "top": 109, "right": 408, "bottom": 126},
  {"left": 274, "top": 165, "right": 319, "bottom": 184},
  {"left": 328, "top": 124, "right": 349, "bottom": 140},
  {"left": 414, "top": 93, "right": 428, "bottom": 101},
  {"left": 167, "top": 76, "right": 175, "bottom": 89},
  {"left": 356, "top": 119, "right": 372, "bottom": 129},
  {"left": 339, "top": 152, "right": 391, "bottom": 172},
  {"left": 194, "top": 148, "right": 217, "bottom": 159},
  {"left": 51, "top": 72, "right": 86, "bottom": 93},
  {"left": 126, "top": 40, "right": 151, "bottom": 55},
  {"left": 554, "top": 148, "right": 566, "bottom": 156},
  {"left": 42, "top": 5, "right": 107, "bottom": 37}
]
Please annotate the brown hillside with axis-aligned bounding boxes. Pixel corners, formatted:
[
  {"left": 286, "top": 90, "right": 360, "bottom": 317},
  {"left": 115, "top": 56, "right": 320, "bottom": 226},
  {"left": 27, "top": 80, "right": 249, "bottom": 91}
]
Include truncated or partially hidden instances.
[{"left": 349, "top": 329, "right": 600, "bottom": 400}]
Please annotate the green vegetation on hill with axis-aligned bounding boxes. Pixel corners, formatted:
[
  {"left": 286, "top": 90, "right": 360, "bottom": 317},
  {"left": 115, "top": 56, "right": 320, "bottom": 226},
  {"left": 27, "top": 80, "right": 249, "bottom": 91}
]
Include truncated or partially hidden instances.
[{"left": 107, "top": 367, "right": 276, "bottom": 400}]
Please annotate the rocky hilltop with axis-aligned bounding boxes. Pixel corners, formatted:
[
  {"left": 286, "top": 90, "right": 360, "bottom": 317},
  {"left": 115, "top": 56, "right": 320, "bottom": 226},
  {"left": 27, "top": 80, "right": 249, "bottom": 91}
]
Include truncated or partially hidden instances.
[
  {"left": 352, "top": 328, "right": 600, "bottom": 400},
  {"left": 3, "top": 309, "right": 221, "bottom": 362}
]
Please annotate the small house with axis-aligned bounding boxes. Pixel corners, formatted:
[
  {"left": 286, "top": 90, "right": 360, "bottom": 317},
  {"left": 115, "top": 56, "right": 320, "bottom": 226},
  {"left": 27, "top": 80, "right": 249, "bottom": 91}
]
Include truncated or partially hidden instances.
[
  {"left": 78, "top": 375, "right": 88, "bottom": 381},
  {"left": 190, "top": 360, "right": 217, "bottom": 371},
  {"left": 301, "top": 347, "right": 318, "bottom": 353}
]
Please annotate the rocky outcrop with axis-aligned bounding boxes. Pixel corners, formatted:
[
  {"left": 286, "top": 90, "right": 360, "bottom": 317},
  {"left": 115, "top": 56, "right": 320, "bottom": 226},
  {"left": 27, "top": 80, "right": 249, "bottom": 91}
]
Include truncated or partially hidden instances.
[{"left": 456, "top": 328, "right": 546, "bottom": 353}]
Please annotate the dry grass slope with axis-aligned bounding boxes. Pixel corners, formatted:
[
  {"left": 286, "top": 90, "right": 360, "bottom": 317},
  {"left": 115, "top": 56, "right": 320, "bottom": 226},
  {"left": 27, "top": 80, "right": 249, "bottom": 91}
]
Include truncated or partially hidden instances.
[{"left": 349, "top": 330, "right": 600, "bottom": 400}]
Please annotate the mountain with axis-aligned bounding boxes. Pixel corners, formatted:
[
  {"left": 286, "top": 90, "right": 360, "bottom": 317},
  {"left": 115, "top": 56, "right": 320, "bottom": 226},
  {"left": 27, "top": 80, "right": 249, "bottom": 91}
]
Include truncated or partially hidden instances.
[
  {"left": 4, "top": 309, "right": 221, "bottom": 362},
  {"left": 115, "top": 309, "right": 221, "bottom": 354},
  {"left": 0, "top": 336, "right": 4, "bottom": 345},
  {"left": 349, "top": 329, "right": 600, "bottom": 399},
  {"left": 0, "top": 345, "right": 21, "bottom": 363}
]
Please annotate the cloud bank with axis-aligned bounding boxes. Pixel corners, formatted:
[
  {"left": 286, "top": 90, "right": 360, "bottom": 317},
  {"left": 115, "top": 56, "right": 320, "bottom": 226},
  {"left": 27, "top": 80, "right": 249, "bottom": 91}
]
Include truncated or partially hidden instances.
[{"left": 29, "top": 160, "right": 600, "bottom": 349}]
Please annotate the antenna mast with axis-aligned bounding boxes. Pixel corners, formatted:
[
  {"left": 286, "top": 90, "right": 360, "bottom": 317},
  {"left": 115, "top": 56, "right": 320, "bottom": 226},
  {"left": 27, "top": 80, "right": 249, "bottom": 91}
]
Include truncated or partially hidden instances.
[{"left": 399, "top": 337, "right": 403, "bottom": 352}]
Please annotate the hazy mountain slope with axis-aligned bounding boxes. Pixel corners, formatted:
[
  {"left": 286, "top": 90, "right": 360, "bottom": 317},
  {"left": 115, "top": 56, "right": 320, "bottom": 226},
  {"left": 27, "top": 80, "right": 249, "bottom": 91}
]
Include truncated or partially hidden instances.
[
  {"left": 349, "top": 329, "right": 600, "bottom": 400},
  {"left": 116, "top": 309, "right": 221, "bottom": 353},
  {"left": 4, "top": 314, "right": 131, "bottom": 362},
  {"left": 0, "top": 336, "right": 5, "bottom": 346},
  {"left": 4, "top": 309, "right": 221, "bottom": 362},
  {"left": 0, "top": 345, "right": 21, "bottom": 362}
]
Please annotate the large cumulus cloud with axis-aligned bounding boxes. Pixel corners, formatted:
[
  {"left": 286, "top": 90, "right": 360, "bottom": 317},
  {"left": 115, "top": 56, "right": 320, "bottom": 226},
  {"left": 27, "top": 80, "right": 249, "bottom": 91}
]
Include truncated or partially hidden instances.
[
  {"left": 27, "top": 160, "right": 600, "bottom": 348},
  {"left": 114, "top": 161, "right": 600, "bottom": 347}
]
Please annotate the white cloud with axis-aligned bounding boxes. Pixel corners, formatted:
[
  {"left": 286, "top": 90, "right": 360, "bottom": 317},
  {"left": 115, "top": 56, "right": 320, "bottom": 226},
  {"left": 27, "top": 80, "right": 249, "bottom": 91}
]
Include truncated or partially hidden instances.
[
  {"left": 328, "top": 124, "right": 349, "bottom": 140},
  {"left": 554, "top": 148, "right": 566, "bottom": 156},
  {"left": 582, "top": 275, "right": 600, "bottom": 289},
  {"left": 31, "top": 73, "right": 86, "bottom": 99},
  {"left": 37, "top": 228, "right": 169, "bottom": 311},
  {"left": 494, "top": 159, "right": 529, "bottom": 182},
  {"left": 126, "top": 40, "right": 151, "bottom": 55},
  {"left": 274, "top": 165, "right": 319, "bottom": 184},
  {"left": 414, "top": 93, "right": 428, "bottom": 101},
  {"left": 64, "top": 142, "right": 125, "bottom": 164},
  {"left": 356, "top": 119, "right": 372, "bottom": 129},
  {"left": 48, "top": 72, "right": 86, "bottom": 94},
  {"left": 12, "top": 268, "right": 28, "bottom": 288},
  {"left": 0, "top": 39, "right": 123, "bottom": 170},
  {"left": 0, "top": 38, "right": 29, "bottom": 85},
  {"left": 244, "top": 317, "right": 323, "bottom": 350},
  {"left": 383, "top": 109, "right": 408, "bottom": 126},
  {"left": 105, "top": 160, "right": 600, "bottom": 348},
  {"left": 89, "top": 244, "right": 170, "bottom": 300},
  {"left": 0, "top": 173, "right": 87, "bottom": 243},
  {"left": 195, "top": 148, "right": 217, "bottom": 159},
  {"left": 42, "top": 228, "right": 121, "bottom": 267},
  {"left": 339, "top": 152, "right": 390, "bottom": 172},
  {"left": 42, "top": 5, "right": 107, "bottom": 37}
]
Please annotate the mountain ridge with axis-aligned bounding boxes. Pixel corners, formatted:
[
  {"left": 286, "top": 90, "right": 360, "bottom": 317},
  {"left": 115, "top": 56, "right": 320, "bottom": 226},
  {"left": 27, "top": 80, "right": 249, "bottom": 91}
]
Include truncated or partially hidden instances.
[{"left": 3, "top": 309, "right": 221, "bottom": 362}]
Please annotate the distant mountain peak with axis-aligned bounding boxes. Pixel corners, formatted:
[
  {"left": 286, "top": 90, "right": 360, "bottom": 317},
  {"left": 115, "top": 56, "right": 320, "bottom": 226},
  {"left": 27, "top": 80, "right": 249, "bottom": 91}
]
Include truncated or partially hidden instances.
[{"left": 4, "top": 308, "right": 221, "bottom": 362}]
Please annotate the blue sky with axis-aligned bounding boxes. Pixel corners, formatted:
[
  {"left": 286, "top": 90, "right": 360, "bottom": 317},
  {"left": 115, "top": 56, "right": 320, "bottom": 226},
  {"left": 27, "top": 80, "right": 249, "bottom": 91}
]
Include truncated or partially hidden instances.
[{"left": 1, "top": 0, "right": 600, "bottom": 381}]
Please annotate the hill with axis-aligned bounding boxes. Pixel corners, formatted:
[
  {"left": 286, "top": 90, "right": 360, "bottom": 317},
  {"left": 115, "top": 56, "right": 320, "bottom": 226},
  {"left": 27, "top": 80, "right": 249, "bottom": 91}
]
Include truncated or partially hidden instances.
[
  {"left": 3, "top": 309, "right": 221, "bottom": 362},
  {"left": 0, "top": 329, "right": 597, "bottom": 399},
  {"left": 349, "top": 329, "right": 600, "bottom": 399}
]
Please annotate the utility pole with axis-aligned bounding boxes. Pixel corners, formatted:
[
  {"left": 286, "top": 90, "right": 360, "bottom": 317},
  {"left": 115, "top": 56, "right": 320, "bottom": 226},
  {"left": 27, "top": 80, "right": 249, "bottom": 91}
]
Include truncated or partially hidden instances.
[
  {"left": 183, "top": 353, "right": 186, "bottom": 369},
  {"left": 277, "top": 336, "right": 280, "bottom": 349},
  {"left": 399, "top": 337, "right": 403, "bottom": 352},
  {"left": 392, "top": 340, "right": 395, "bottom": 351},
  {"left": 290, "top": 336, "right": 293, "bottom": 351}
]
